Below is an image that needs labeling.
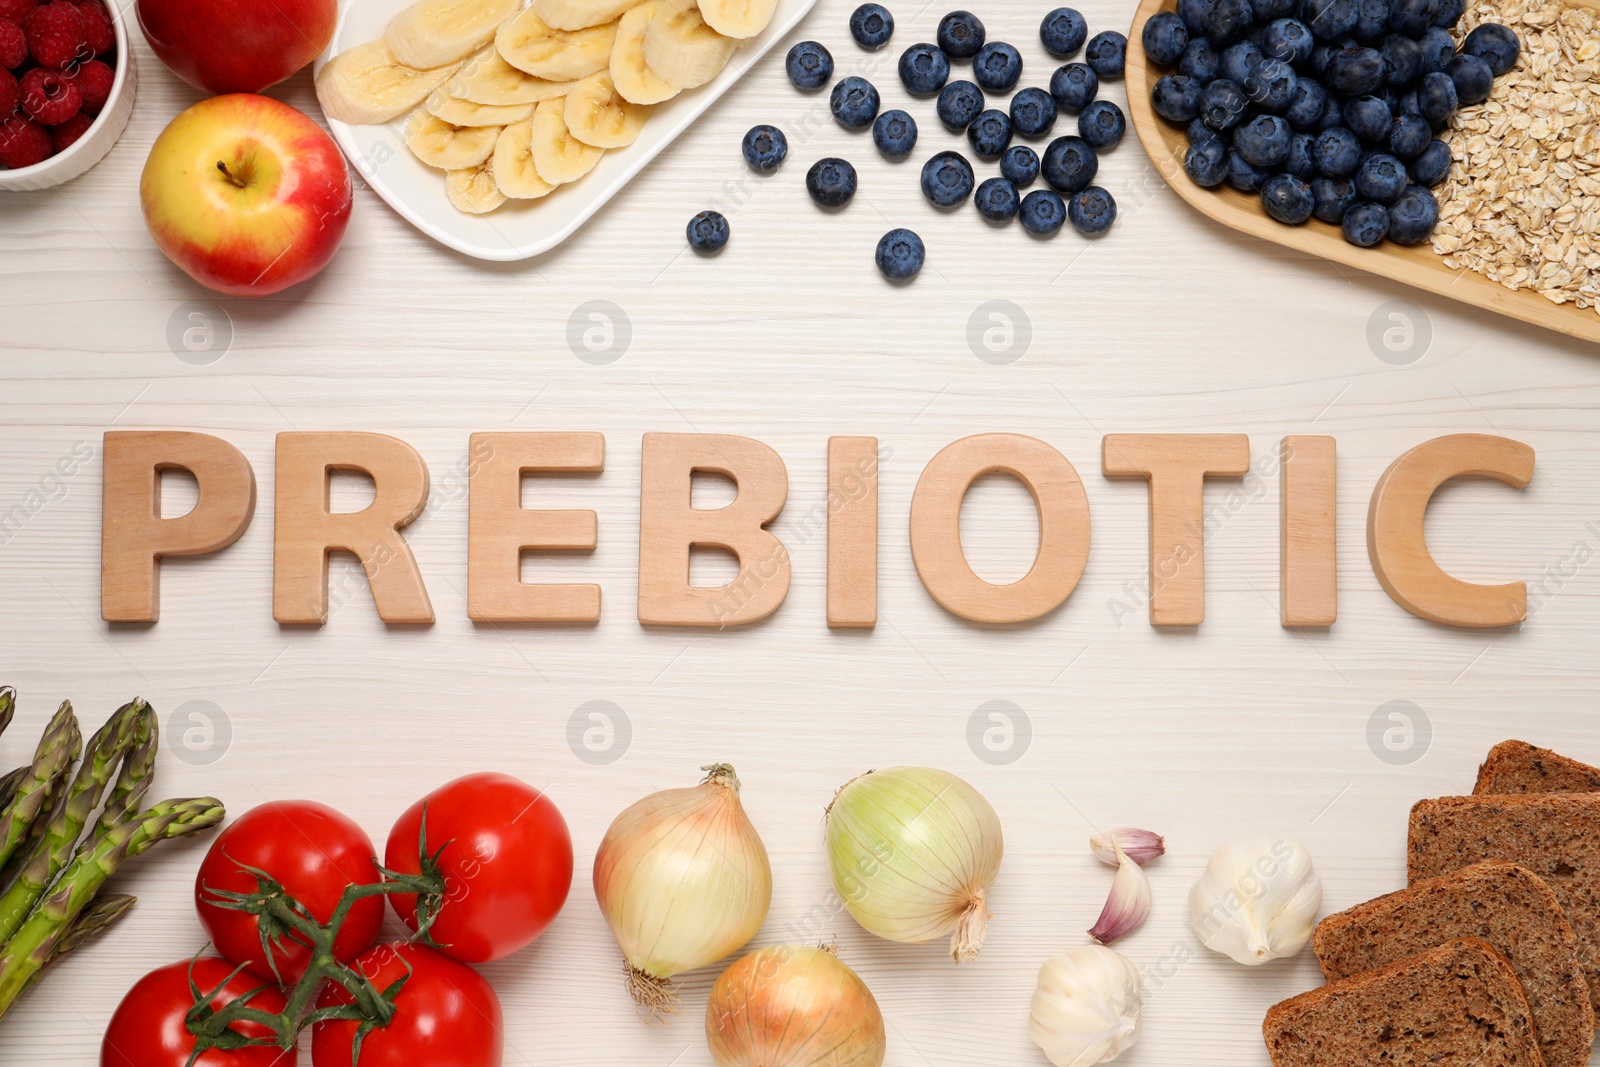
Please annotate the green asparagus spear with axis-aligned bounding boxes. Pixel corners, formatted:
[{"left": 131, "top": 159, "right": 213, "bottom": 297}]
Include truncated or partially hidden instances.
[
  {"left": 0, "top": 767, "right": 27, "bottom": 812},
  {"left": 0, "top": 687, "right": 15, "bottom": 741},
  {"left": 93, "top": 702, "right": 156, "bottom": 837},
  {"left": 48, "top": 893, "right": 135, "bottom": 963},
  {"left": 0, "top": 702, "right": 81, "bottom": 872}
]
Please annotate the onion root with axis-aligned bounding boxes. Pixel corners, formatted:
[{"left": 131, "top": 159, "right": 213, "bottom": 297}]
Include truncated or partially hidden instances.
[
  {"left": 626, "top": 964, "right": 678, "bottom": 1020},
  {"left": 950, "top": 891, "right": 989, "bottom": 963}
]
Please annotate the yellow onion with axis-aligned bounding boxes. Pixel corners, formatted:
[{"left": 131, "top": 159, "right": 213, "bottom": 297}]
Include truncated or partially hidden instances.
[
  {"left": 706, "top": 944, "right": 887, "bottom": 1067},
  {"left": 824, "top": 767, "right": 1004, "bottom": 962},
  {"left": 594, "top": 763, "right": 772, "bottom": 1015}
]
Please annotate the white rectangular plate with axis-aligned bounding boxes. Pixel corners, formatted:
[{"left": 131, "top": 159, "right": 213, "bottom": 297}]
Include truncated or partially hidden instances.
[{"left": 314, "top": 0, "right": 817, "bottom": 261}]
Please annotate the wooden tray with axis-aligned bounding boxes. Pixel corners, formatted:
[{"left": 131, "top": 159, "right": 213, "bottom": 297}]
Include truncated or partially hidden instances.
[{"left": 1124, "top": 0, "right": 1600, "bottom": 345}]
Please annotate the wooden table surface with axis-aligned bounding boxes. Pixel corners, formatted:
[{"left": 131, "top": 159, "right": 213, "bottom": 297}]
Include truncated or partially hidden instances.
[{"left": 3, "top": 0, "right": 1600, "bottom": 1062}]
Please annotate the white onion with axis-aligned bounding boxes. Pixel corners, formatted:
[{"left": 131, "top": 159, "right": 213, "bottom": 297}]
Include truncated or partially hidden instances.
[{"left": 706, "top": 944, "right": 886, "bottom": 1067}]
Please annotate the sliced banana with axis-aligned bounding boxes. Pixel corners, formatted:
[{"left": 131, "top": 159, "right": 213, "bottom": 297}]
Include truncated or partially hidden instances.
[
  {"left": 386, "top": 0, "right": 521, "bottom": 71},
  {"left": 406, "top": 109, "right": 502, "bottom": 169},
  {"left": 493, "top": 121, "right": 560, "bottom": 198},
  {"left": 643, "top": 0, "right": 735, "bottom": 89},
  {"left": 497, "top": 10, "right": 619, "bottom": 81},
  {"left": 316, "top": 40, "right": 460, "bottom": 126},
  {"left": 530, "top": 97, "right": 605, "bottom": 184},
  {"left": 446, "top": 161, "right": 508, "bottom": 213},
  {"left": 427, "top": 93, "right": 536, "bottom": 126},
  {"left": 610, "top": 1, "right": 680, "bottom": 105},
  {"left": 697, "top": 0, "right": 776, "bottom": 40},
  {"left": 447, "top": 47, "right": 576, "bottom": 105},
  {"left": 533, "top": 0, "right": 636, "bottom": 31},
  {"left": 564, "top": 71, "right": 651, "bottom": 148}
]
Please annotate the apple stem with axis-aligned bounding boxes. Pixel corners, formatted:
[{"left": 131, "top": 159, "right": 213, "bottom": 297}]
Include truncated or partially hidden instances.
[{"left": 216, "top": 161, "right": 247, "bottom": 189}]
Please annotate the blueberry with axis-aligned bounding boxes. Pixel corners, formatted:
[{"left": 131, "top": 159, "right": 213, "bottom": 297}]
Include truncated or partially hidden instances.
[
  {"left": 1446, "top": 53, "right": 1494, "bottom": 105},
  {"left": 899, "top": 43, "right": 951, "bottom": 94},
  {"left": 1262, "top": 17, "right": 1314, "bottom": 62},
  {"left": 937, "top": 10, "right": 987, "bottom": 58},
  {"left": 1386, "top": 183, "right": 1438, "bottom": 243},
  {"left": 1078, "top": 100, "right": 1126, "bottom": 147},
  {"left": 1379, "top": 35, "right": 1421, "bottom": 88},
  {"left": 1417, "top": 69, "right": 1457, "bottom": 127},
  {"left": 1220, "top": 40, "right": 1265, "bottom": 83},
  {"left": 1009, "top": 87, "right": 1058, "bottom": 137},
  {"left": 1184, "top": 136, "right": 1231, "bottom": 184},
  {"left": 1202, "top": 0, "right": 1255, "bottom": 44},
  {"left": 975, "top": 176, "right": 1021, "bottom": 221},
  {"left": 1311, "top": 175, "right": 1358, "bottom": 220},
  {"left": 1040, "top": 7, "right": 1089, "bottom": 55},
  {"left": 1386, "top": 113, "right": 1429, "bottom": 159},
  {"left": 1353, "top": 0, "right": 1390, "bottom": 41},
  {"left": 1002, "top": 144, "right": 1040, "bottom": 184},
  {"left": 873, "top": 109, "right": 919, "bottom": 157},
  {"left": 1342, "top": 200, "right": 1389, "bottom": 245},
  {"left": 1256, "top": 0, "right": 1300, "bottom": 20},
  {"left": 1317, "top": 95, "right": 1344, "bottom": 130},
  {"left": 920, "top": 150, "right": 975, "bottom": 206},
  {"left": 850, "top": 3, "right": 894, "bottom": 49},
  {"left": 1416, "top": 26, "right": 1454, "bottom": 73},
  {"left": 686, "top": 210, "right": 729, "bottom": 252},
  {"left": 1085, "top": 31, "right": 1127, "bottom": 77},
  {"left": 937, "top": 81, "right": 986, "bottom": 129},
  {"left": 1408, "top": 138, "right": 1451, "bottom": 185},
  {"left": 1186, "top": 116, "right": 1217, "bottom": 143},
  {"left": 1234, "top": 113, "right": 1292, "bottom": 166},
  {"left": 1325, "top": 46, "right": 1385, "bottom": 94},
  {"left": 1019, "top": 189, "right": 1067, "bottom": 234},
  {"left": 1199, "top": 78, "right": 1249, "bottom": 130},
  {"left": 1345, "top": 95, "right": 1392, "bottom": 143},
  {"left": 975, "top": 41, "right": 1024, "bottom": 91},
  {"left": 1431, "top": 0, "right": 1464, "bottom": 25},
  {"left": 875, "top": 227, "right": 926, "bottom": 279},
  {"left": 1050, "top": 62, "right": 1099, "bottom": 111},
  {"left": 1398, "top": 88, "right": 1421, "bottom": 115},
  {"left": 830, "top": 76, "right": 881, "bottom": 128},
  {"left": 1354, "top": 152, "right": 1407, "bottom": 202},
  {"left": 1463, "top": 24, "right": 1519, "bottom": 77},
  {"left": 1309, "top": 40, "right": 1337, "bottom": 76},
  {"left": 1387, "top": 0, "right": 1435, "bottom": 36},
  {"left": 1143, "top": 12, "right": 1191, "bottom": 66},
  {"left": 806, "top": 157, "right": 858, "bottom": 206},
  {"left": 785, "top": 41, "right": 835, "bottom": 90},
  {"left": 1041, "top": 134, "right": 1100, "bottom": 192},
  {"left": 1067, "top": 185, "right": 1117, "bottom": 233},
  {"left": 1285, "top": 131, "right": 1316, "bottom": 177},
  {"left": 1312, "top": 125, "right": 1361, "bottom": 175},
  {"left": 967, "top": 108, "right": 1013, "bottom": 157},
  {"left": 1227, "top": 149, "right": 1271, "bottom": 190},
  {"left": 1244, "top": 58, "right": 1298, "bottom": 112},
  {"left": 1178, "top": 0, "right": 1215, "bottom": 35},
  {"left": 1300, "top": 0, "right": 1359, "bottom": 39},
  {"left": 740, "top": 124, "right": 788, "bottom": 172},
  {"left": 1260, "top": 173, "right": 1315, "bottom": 223},
  {"left": 1285, "top": 77, "right": 1328, "bottom": 129},
  {"left": 1179, "top": 38, "right": 1221, "bottom": 81}
]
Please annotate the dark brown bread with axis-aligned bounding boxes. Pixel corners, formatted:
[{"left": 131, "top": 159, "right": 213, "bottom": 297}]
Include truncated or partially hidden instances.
[
  {"left": 1313, "top": 860, "right": 1593, "bottom": 1067},
  {"left": 1264, "top": 938, "right": 1547, "bottom": 1067},
  {"left": 1476, "top": 740, "right": 1600, "bottom": 795},
  {"left": 1410, "top": 793, "right": 1600, "bottom": 1011}
]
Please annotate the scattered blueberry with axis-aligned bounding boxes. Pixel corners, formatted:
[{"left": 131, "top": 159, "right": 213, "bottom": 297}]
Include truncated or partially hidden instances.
[
  {"left": 1187, "top": 116, "right": 1217, "bottom": 143},
  {"left": 850, "top": 3, "right": 894, "bottom": 49},
  {"left": 1200, "top": 78, "right": 1250, "bottom": 131},
  {"left": 899, "top": 43, "right": 951, "bottom": 94},
  {"left": 1067, "top": 185, "right": 1116, "bottom": 233},
  {"left": 1202, "top": 0, "right": 1255, "bottom": 45},
  {"left": 1185, "top": 137, "right": 1232, "bottom": 185},
  {"left": 1041, "top": 134, "right": 1100, "bottom": 192},
  {"left": 938, "top": 10, "right": 987, "bottom": 58},
  {"left": 806, "top": 157, "right": 858, "bottom": 206},
  {"left": 1178, "top": 0, "right": 1216, "bottom": 35},
  {"left": 1040, "top": 7, "right": 1089, "bottom": 55},
  {"left": 1317, "top": 95, "right": 1345, "bottom": 130},
  {"left": 921, "top": 150, "right": 976, "bottom": 206},
  {"left": 1179, "top": 38, "right": 1222, "bottom": 81},
  {"left": 1386, "top": 183, "right": 1438, "bottom": 243},
  {"left": 1078, "top": 100, "right": 1126, "bottom": 147},
  {"left": 1416, "top": 26, "right": 1454, "bottom": 74},
  {"left": 1300, "top": 0, "right": 1358, "bottom": 40},
  {"left": 873, "top": 109, "right": 918, "bottom": 157},
  {"left": 967, "top": 108, "right": 1013, "bottom": 157},
  {"left": 1344, "top": 94, "right": 1392, "bottom": 143},
  {"left": 686, "top": 210, "right": 729, "bottom": 252},
  {"left": 1260, "top": 172, "right": 1315, "bottom": 221},
  {"left": 1325, "top": 45, "right": 1385, "bottom": 94},
  {"left": 1312, "top": 125, "right": 1361, "bottom": 176},
  {"left": 1386, "top": 113, "right": 1429, "bottom": 159},
  {"left": 1227, "top": 149, "right": 1271, "bottom": 190},
  {"left": 1417, "top": 69, "right": 1457, "bottom": 128},
  {"left": 1019, "top": 189, "right": 1068, "bottom": 234},
  {"left": 1010, "top": 87, "right": 1058, "bottom": 137},
  {"left": 1262, "top": 16, "right": 1314, "bottom": 62},
  {"left": 1353, "top": 0, "right": 1390, "bottom": 42},
  {"left": 1285, "top": 77, "right": 1328, "bottom": 128},
  {"left": 1143, "top": 11, "right": 1191, "bottom": 66},
  {"left": 1311, "top": 175, "right": 1357, "bottom": 221},
  {"left": 974, "top": 41, "right": 1024, "bottom": 91},
  {"left": 1341, "top": 200, "right": 1390, "bottom": 245},
  {"left": 937, "top": 80, "right": 987, "bottom": 128},
  {"left": 1220, "top": 39, "right": 1265, "bottom": 82},
  {"left": 1244, "top": 57, "right": 1298, "bottom": 111},
  {"left": 1234, "top": 113, "right": 1292, "bottom": 166},
  {"left": 1387, "top": 0, "right": 1435, "bottom": 36},
  {"left": 1432, "top": 0, "right": 1465, "bottom": 25},
  {"left": 875, "top": 227, "right": 925, "bottom": 279},
  {"left": 1354, "top": 151, "right": 1407, "bottom": 202},
  {"left": 1379, "top": 33, "right": 1422, "bottom": 87},
  {"left": 1085, "top": 31, "right": 1127, "bottom": 77},
  {"left": 1445, "top": 53, "right": 1494, "bottom": 105},
  {"left": 741, "top": 124, "right": 788, "bottom": 171},
  {"left": 1050, "top": 62, "right": 1099, "bottom": 111},
  {"left": 1001, "top": 144, "right": 1040, "bottom": 184},
  {"left": 975, "top": 176, "right": 1021, "bottom": 221},
  {"left": 830, "top": 76, "right": 881, "bottom": 128},
  {"left": 785, "top": 41, "right": 834, "bottom": 90},
  {"left": 1285, "top": 131, "right": 1316, "bottom": 177},
  {"left": 1408, "top": 137, "right": 1451, "bottom": 185}
]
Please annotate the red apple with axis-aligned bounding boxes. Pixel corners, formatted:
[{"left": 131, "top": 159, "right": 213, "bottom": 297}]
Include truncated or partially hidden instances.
[
  {"left": 137, "top": 0, "right": 338, "bottom": 94},
  {"left": 141, "top": 94, "right": 353, "bottom": 298}
]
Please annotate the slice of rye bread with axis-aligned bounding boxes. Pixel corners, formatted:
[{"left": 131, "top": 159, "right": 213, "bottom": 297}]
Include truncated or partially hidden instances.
[
  {"left": 1476, "top": 740, "right": 1600, "bottom": 795},
  {"left": 1263, "top": 937, "right": 1547, "bottom": 1067},
  {"left": 1410, "top": 793, "right": 1600, "bottom": 1011},
  {"left": 1313, "top": 860, "right": 1594, "bottom": 1067}
]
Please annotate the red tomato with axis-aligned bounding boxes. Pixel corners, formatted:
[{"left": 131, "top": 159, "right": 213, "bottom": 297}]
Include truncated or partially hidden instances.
[
  {"left": 311, "top": 943, "right": 502, "bottom": 1067},
  {"left": 196, "top": 801, "right": 384, "bottom": 983},
  {"left": 101, "top": 957, "right": 295, "bottom": 1067},
  {"left": 385, "top": 772, "right": 572, "bottom": 963}
]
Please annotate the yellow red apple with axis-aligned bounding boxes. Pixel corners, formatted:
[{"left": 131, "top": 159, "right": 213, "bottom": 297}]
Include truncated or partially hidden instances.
[
  {"left": 141, "top": 94, "right": 353, "bottom": 298},
  {"left": 137, "top": 0, "right": 338, "bottom": 94}
]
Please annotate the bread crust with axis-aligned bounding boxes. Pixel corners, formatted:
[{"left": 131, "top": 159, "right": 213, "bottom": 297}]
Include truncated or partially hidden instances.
[{"left": 1475, "top": 740, "right": 1600, "bottom": 796}]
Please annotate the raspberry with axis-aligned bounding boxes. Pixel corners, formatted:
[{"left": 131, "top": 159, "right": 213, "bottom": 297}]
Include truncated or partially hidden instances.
[
  {"left": 0, "top": 17, "right": 25, "bottom": 68},
  {"left": 73, "top": 0, "right": 108, "bottom": 55},
  {"left": 0, "top": 113, "right": 51, "bottom": 168},
  {"left": 0, "top": 0, "right": 36, "bottom": 25},
  {"left": 49, "top": 108, "right": 90, "bottom": 150},
  {"left": 72, "top": 55, "right": 108, "bottom": 111},
  {"left": 0, "top": 66, "right": 15, "bottom": 113},
  {"left": 19, "top": 65, "right": 79, "bottom": 124},
  {"left": 24, "top": 1, "right": 86, "bottom": 70}
]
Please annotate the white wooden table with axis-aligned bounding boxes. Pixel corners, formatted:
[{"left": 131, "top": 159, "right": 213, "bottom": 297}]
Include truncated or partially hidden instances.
[{"left": 3, "top": 1, "right": 1600, "bottom": 1062}]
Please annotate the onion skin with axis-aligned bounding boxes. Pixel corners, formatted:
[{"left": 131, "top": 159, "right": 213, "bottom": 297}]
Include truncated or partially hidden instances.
[{"left": 706, "top": 945, "right": 887, "bottom": 1067}]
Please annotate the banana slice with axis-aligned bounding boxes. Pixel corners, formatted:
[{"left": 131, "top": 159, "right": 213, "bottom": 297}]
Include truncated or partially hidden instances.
[
  {"left": 497, "top": 10, "right": 619, "bottom": 81},
  {"left": 427, "top": 94, "right": 536, "bottom": 126},
  {"left": 406, "top": 109, "right": 502, "bottom": 169},
  {"left": 316, "top": 39, "right": 459, "bottom": 126},
  {"left": 493, "top": 121, "right": 560, "bottom": 198},
  {"left": 531, "top": 97, "right": 604, "bottom": 184},
  {"left": 610, "top": 1, "right": 680, "bottom": 105},
  {"left": 643, "top": 0, "right": 735, "bottom": 89},
  {"left": 564, "top": 71, "right": 651, "bottom": 148},
  {"left": 533, "top": 0, "right": 636, "bottom": 31},
  {"left": 446, "top": 161, "right": 508, "bottom": 213},
  {"left": 386, "top": 0, "right": 521, "bottom": 71},
  {"left": 697, "top": 0, "right": 775, "bottom": 39},
  {"left": 447, "top": 47, "right": 576, "bottom": 105}
]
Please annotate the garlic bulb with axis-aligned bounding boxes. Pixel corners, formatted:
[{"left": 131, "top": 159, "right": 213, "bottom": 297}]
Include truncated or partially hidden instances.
[
  {"left": 593, "top": 764, "right": 772, "bottom": 1014},
  {"left": 1028, "top": 944, "right": 1143, "bottom": 1067},
  {"left": 706, "top": 944, "right": 886, "bottom": 1067},
  {"left": 1188, "top": 837, "right": 1322, "bottom": 966}
]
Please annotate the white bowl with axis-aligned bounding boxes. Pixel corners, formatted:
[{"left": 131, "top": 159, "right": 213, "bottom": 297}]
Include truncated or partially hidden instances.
[
  {"left": 0, "top": 0, "right": 136, "bottom": 191},
  {"left": 314, "top": 0, "right": 819, "bottom": 261}
]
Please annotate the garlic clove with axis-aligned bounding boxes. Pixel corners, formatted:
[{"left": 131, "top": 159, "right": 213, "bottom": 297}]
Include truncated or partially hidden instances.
[
  {"left": 1028, "top": 944, "right": 1143, "bottom": 1067},
  {"left": 1187, "top": 837, "right": 1322, "bottom": 966},
  {"left": 1089, "top": 828, "right": 1165, "bottom": 868},
  {"left": 1088, "top": 844, "right": 1152, "bottom": 944}
]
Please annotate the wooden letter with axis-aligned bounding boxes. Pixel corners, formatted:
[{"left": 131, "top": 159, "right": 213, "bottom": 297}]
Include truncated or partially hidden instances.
[
  {"left": 1281, "top": 435, "right": 1337, "bottom": 628},
  {"left": 638, "top": 433, "right": 790, "bottom": 628},
  {"left": 101, "top": 431, "right": 256, "bottom": 623},
  {"left": 1367, "top": 433, "right": 1534, "bottom": 628},
  {"left": 909, "top": 433, "right": 1089, "bottom": 624},
  {"left": 273, "top": 432, "right": 434, "bottom": 625},
  {"left": 1102, "top": 433, "right": 1251, "bottom": 627},
  {"left": 467, "top": 432, "right": 604, "bottom": 623},
  {"left": 827, "top": 436, "right": 879, "bottom": 629}
]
